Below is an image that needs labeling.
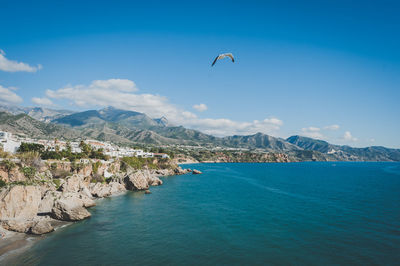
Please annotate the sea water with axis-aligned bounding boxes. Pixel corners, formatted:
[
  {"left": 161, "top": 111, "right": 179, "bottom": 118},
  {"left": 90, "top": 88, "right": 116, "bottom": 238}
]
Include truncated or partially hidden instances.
[{"left": 6, "top": 162, "right": 400, "bottom": 265}]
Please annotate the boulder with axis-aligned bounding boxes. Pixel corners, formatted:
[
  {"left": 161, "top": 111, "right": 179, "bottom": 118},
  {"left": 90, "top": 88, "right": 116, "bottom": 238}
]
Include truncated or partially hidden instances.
[
  {"left": 173, "top": 167, "right": 191, "bottom": 175},
  {"left": 1, "top": 219, "right": 34, "bottom": 233},
  {"left": 145, "top": 190, "right": 151, "bottom": 194},
  {"left": 89, "top": 183, "right": 112, "bottom": 198},
  {"left": 0, "top": 185, "right": 41, "bottom": 220},
  {"left": 147, "top": 175, "right": 163, "bottom": 186},
  {"left": 124, "top": 171, "right": 150, "bottom": 190},
  {"left": 192, "top": 169, "right": 202, "bottom": 175},
  {"left": 60, "top": 174, "right": 88, "bottom": 193},
  {"left": 38, "top": 191, "right": 62, "bottom": 214},
  {"left": 51, "top": 195, "right": 91, "bottom": 221},
  {"left": 108, "top": 182, "right": 126, "bottom": 195},
  {"left": 79, "top": 194, "right": 96, "bottom": 208},
  {"left": 30, "top": 220, "right": 54, "bottom": 235},
  {"left": 155, "top": 169, "right": 174, "bottom": 176}
]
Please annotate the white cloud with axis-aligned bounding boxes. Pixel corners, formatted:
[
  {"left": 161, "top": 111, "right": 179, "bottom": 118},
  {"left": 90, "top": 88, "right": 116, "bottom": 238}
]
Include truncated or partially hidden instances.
[
  {"left": 32, "top": 97, "right": 54, "bottom": 106},
  {"left": 0, "top": 49, "right": 42, "bottom": 72},
  {"left": 324, "top": 124, "right": 340, "bottom": 131},
  {"left": 186, "top": 117, "right": 283, "bottom": 136},
  {"left": 0, "top": 85, "right": 23, "bottom": 105},
  {"left": 301, "top": 126, "right": 325, "bottom": 139},
  {"left": 193, "top": 103, "right": 208, "bottom": 112},
  {"left": 45, "top": 79, "right": 283, "bottom": 136},
  {"left": 343, "top": 131, "right": 358, "bottom": 142}
]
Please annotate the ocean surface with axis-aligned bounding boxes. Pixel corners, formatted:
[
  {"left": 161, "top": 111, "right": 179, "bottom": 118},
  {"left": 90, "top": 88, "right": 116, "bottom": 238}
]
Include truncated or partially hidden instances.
[{"left": 5, "top": 162, "right": 400, "bottom": 265}]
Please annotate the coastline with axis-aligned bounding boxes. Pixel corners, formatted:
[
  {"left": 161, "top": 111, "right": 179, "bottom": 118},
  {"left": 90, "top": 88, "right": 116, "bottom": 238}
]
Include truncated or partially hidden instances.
[
  {"left": 0, "top": 217, "right": 72, "bottom": 262},
  {"left": 0, "top": 167, "right": 189, "bottom": 262}
]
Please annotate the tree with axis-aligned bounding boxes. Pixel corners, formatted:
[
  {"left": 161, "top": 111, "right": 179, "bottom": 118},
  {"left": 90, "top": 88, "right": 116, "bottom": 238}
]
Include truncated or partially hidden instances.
[
  {"left": 79, "top": 141, "right": 91, "bottom": 155},
  {"left": 18, "top": 142, "right": 44, "bottom": 153}
]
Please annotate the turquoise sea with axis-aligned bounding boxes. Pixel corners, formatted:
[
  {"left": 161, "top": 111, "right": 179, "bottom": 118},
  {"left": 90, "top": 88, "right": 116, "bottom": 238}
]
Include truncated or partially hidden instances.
[{"left": 6, "top": 162, "right": 400, "bottom": 265}]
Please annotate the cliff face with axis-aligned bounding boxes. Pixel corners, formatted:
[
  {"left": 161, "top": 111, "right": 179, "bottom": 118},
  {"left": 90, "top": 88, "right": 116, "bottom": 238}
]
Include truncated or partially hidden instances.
[{"left": 0, "top": 160, "right": 197, "bottom": 236}]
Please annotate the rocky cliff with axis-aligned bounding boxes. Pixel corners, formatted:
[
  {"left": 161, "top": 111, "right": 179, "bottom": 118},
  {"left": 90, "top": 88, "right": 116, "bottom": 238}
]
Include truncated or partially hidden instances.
[{"left": 0, "top": 161, "right": 199, "bottom": 237}]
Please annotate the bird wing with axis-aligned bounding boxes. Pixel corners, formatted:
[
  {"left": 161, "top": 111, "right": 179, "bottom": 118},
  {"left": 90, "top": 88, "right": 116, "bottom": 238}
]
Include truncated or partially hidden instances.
[
  {"left": 211, "top": 56, "right": 219, "bottom": 66},
  {"left": 226, "top": 53, "right": 235, "bottom": 62}
]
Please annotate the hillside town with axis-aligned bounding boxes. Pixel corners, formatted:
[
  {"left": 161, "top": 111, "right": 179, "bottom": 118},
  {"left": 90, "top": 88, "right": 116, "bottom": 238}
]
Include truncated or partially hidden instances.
[{"left": 0, "top": 131, "right": 169, "bottom": 159}]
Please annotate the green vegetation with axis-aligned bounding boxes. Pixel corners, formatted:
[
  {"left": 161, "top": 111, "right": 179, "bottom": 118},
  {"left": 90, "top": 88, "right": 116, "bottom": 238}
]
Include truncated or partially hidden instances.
[
  {"left": 53, "top": 179, "right": 61, "bottom": 189},
  {"left": 121, "top": 157, "right": 157, "bottom": 170},
  {"left": 18, "top": 142, "right": 45, "bottom": 153},
  {"left": 0, "top": 179, "right": 6, "bottom": 187},
  {"left": 22, "top": 166, "right": 36, "bottom": 179},
  {"left": 0, "top": 159, "right": 16, "bottom": 173},
  {"left": 18, "top": 141, "right": 109, "bottom": 162},
  {"left": 0, "top": 149, "right": 11, "bottom": 159},
  {"left": 92, "top": 161, "right": 102, "bottom": 174}
]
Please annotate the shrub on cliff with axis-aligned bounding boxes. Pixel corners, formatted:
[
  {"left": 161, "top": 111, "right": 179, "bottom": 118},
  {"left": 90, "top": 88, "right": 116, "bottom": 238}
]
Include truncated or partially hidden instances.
[
  {"left": 18, "top": 151, "right": 42, "bottom": 169},
  {"left": 0, "top": 159, "right": 16, "bottom": 174},
  {"left": 22, "top": 166, "right": 36, "bottom": 180}
]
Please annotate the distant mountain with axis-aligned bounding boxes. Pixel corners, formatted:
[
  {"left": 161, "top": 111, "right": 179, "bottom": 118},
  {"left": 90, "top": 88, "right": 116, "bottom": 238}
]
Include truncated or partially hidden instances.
[
  {"left": 287, "top": 135, "right": 400, "bottom": 161},
  {"left": 0, "top": 104, "right": 75, "bottom": 122},
  {"left": 286, "top": 135, "right": 333, "bottom": 153},
  {"left": 1, "top": 105, "right": 399, "bottom": 161},
  {"left": 221, "top": 133, "right": 301, "bottom": 152},
  {"left": 53, "top": 107, "right": 217, "bottom": 145},
  {"left": 54, "top": 106, "right": 163, "bottom": 129},
  {"left": 0, "top": 111, "right": 81, "bottom": 140}
]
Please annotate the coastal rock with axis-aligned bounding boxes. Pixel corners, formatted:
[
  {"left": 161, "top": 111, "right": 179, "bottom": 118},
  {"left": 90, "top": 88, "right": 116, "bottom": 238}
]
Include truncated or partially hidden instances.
[
  {"left": 154, "top": 169, "right": 174, "bottom": 176},
  {"left": 108, "top": 181, "right": 126, "bottom": 195},
  {"left": 39, "top": 183, "right": 57, "bottom": 198},
  {"left": 88, "top": 181, "right": 126, "bottom": 198},
  {"left": 51, "top": 195, "right": 91, "bottom": 221},
  {"left": 147, "top": 171, "right": 163, "bottom": 186},
  {"left": 60, "top": 174, "right": 88, "bottom": 193},
  {"left": 38, "top": 190, "right": 62, "bottom": 214},
  {"left": 145, "top": 190, "right": 151, "bottom": 194},
  {"left": 124, "top": 171, "right": 150, "bottom": 190},
  {"left": 0, "top": 185, "right": 41, "bottom": 220},
  {"left": 192, "top": 169, "right": 202, "bottom": 175},
  {"left": 30, "top": 220, "right": 54, "bottom": 235},
  {"left": 0, "top": 165, "right": 26, "bottom": 183},
  {"left": 173, "top": 167, "right": 191, "bottom": 175},
  {"left": 1, "top": 219, "right": 34, "bottom": 233},
  {"left": 89, "top": 183, "right": 112, "bottom": 198}
]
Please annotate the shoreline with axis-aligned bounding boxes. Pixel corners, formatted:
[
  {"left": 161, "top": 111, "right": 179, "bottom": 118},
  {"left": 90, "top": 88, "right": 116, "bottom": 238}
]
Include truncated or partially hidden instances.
[
  {"left": 0, "top": 217, "right": 72, "bottom": 262},
  {"left": 0, "top": 170, "right": 173, "bottom": 262}
]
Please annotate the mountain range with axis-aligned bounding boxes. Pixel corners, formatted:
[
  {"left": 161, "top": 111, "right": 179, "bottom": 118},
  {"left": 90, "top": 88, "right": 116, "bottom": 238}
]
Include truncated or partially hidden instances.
[{"left": 0, "top": 105, "right": 399, "bottom": 161}]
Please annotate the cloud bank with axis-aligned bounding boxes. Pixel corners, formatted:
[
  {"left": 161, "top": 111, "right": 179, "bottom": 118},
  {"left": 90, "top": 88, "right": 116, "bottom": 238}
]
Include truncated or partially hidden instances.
[
  {"left": 0, "top": 49, "right": 42, "bottom": 72},
  {"left": 45, "top": 79, "right": 283, "bottom": 136},
  {"left": 343, "top": 131, "right": 358, "bottom": 142},
  {"left": 301, "top": 126, "right": 325, "bottom": 139},
  {"left": 193, "top": 103, "right": 208, "bottom": 112},
  {"left": 0, "top": 85, "right": 23, "bottom": 105},
  {"left": 32, "top": 97, "right": 54, "bottom": 106}
]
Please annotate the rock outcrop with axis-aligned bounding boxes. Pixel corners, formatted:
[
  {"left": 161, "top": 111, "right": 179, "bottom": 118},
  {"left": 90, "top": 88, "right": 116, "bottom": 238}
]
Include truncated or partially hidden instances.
[
  {"left": 124, "top": 170, "right": 163, "bottom": 191},
  {"left": 51, "top": 195, "right": 92, "bottom": 221},
  {"left": 0, "top": 166, "right": 189, "bottom": 236},
  {"left": 174, "top": 167, "right": 192, "bottom": 175},
  {"left": 0, "top": 185, "right": 41, "bottom": 220},
  {"left": 124, "top": 171, "right": 150, "bottom": 190},
  {"left": 30, "top": 220, "right": 54, "bottom": 235},
  {"left": 88, "top": 182, "right": 126, "bottom": 198},
  {"left": 192, "top": 169, "right": 202, "bottom": 174},
  {"left": 38, "top": 190, "right": 61, "bottom": 214},
  {"left": 1, "top": 219, "right": 34, "bottom": 233}
]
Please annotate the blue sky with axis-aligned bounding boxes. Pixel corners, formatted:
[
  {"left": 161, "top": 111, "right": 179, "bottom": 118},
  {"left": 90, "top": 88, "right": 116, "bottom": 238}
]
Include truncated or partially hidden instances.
[{"left": 0, "top": 0, "right": 399, "bottom": 148}]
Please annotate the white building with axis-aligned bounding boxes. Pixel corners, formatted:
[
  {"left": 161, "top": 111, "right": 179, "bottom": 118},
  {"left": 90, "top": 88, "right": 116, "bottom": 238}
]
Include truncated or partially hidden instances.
[{"left": 0, "top": 131, "right": 21, "bottom": 153}]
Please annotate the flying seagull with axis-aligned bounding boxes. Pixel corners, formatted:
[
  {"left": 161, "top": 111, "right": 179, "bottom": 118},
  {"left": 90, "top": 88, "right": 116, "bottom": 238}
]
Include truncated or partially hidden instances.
[{"left": 211, "top": 53, "right": 235, "bottom": 66}]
